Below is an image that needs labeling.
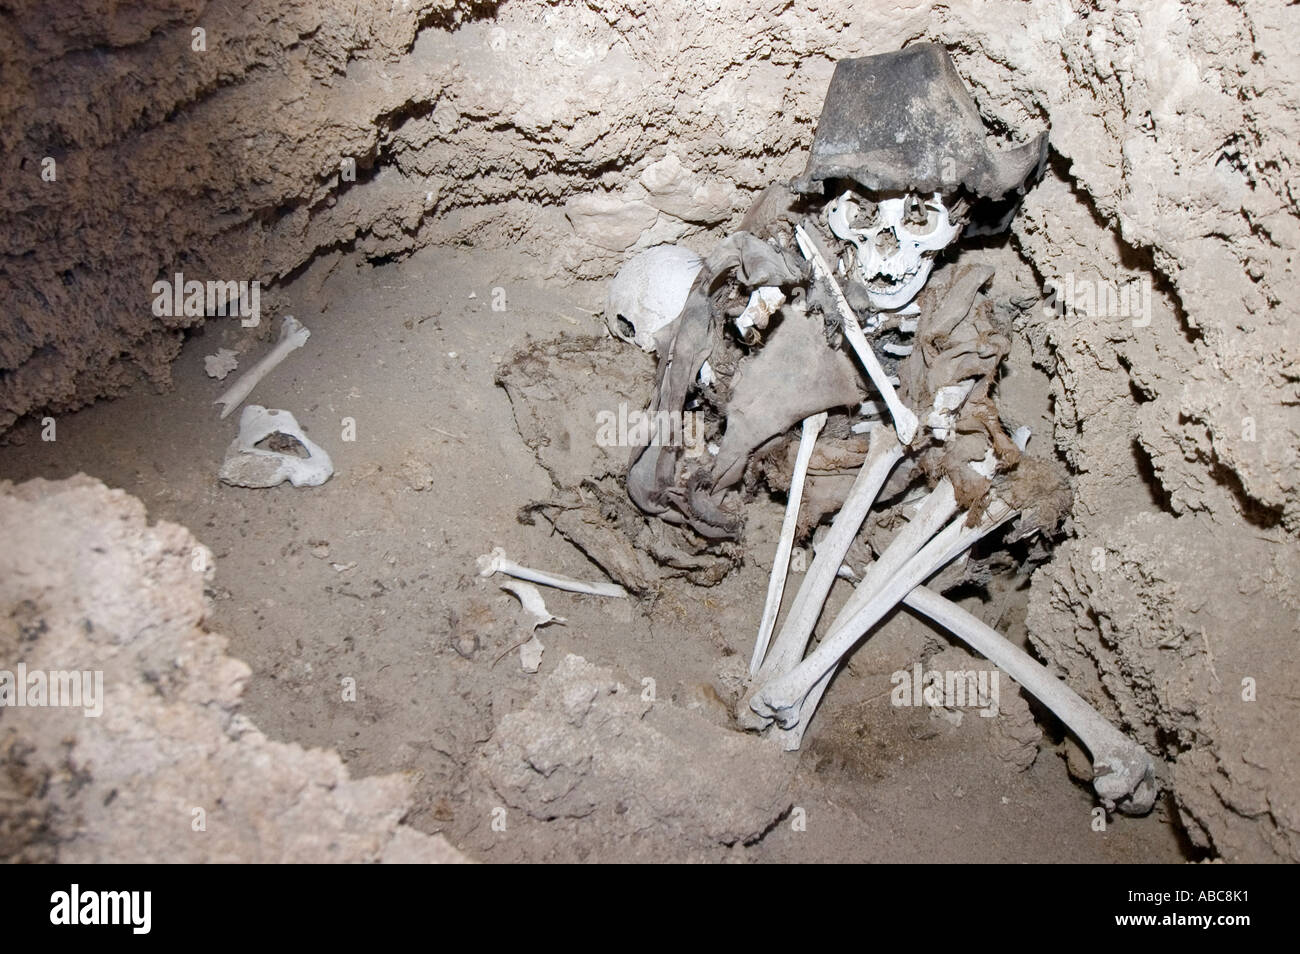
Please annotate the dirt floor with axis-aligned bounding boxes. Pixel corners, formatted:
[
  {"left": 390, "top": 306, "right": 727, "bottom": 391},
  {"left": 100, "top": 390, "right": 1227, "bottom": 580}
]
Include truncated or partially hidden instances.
[{"left": 0, "top": 244, "right": 1193, "bottom": 862}]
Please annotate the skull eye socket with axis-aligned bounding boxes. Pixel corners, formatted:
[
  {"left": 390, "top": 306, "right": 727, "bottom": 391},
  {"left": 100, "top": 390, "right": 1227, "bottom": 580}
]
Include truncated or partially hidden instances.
[
  {"left": 850, "top": 199, "right": 880, "bottom": 230},
  {"left": 901, "top": 194, "right": 942, "bottom": 236},
  {"left": 616, "top": 315, "right": 636, "bottom": 339}
]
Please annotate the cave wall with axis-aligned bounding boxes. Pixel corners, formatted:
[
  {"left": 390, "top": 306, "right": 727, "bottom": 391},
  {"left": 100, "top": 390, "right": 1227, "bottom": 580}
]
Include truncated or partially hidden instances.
[{"left": 2, "top": 0, "right": 1296, "bottom": 859}]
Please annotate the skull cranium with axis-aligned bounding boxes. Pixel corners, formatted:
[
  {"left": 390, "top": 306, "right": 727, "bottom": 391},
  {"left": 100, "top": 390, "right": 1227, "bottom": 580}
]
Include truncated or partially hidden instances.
[
  {"left": 828, "top": 190, "right": 963, "bottom": 311},
  {"left": 605, "top": 245, "right": 703, "bottom": 353}
]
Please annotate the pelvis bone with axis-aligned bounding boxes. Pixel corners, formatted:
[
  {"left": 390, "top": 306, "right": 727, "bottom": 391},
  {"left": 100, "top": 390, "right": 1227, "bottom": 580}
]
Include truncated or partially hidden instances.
[{"left": 219, "top": 405, "right": 334, "bottom": 488}]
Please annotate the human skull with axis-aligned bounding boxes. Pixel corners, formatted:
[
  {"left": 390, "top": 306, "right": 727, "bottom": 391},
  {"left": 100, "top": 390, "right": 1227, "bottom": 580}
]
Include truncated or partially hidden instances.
[
  {"left": 605, "top": 245, "right": 703, "bottom": 353},
  {"left": 827, "top": 191, "right": 963, "bottom": 311}
]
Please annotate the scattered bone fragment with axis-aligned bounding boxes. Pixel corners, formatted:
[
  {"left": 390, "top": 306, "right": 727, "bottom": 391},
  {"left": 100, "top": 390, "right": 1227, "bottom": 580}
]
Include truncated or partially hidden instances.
[
  {"left": 218, "top": 405, "right": 334, "bottom": 488},
  {"left": 751, "top": 412, "right": 827, "bottom": 676},
  {"left": 476, "top": 546, "right": 627, "bottom": 598},
  {"left": 925, "top": 381, "right": 976, "bottom": 441},
  {"left": 903, "top": 586, "right": 1157, "bottom": 815},
  {"left": 214, "top": 316, "right": 310, "bottom": 419},
  {"left": 517, "top": 635, "right": 545, "bottom": 673},
  {"left": 204, "top": 348, "right": 239, "bottom": 380},
  {"left": 734, "top": 286, "right": 785, "bottom": 342},
  {"left": 493, "top": 581, "right": 565, "bottom": 674},
  {"left": 500, "top": 580, "right": 566, "bottom": 631}
]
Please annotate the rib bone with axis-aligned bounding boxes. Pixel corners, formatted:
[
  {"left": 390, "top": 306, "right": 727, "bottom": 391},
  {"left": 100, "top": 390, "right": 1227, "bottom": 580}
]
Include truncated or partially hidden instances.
[
  {"left": 794, "top": 225, "right": 919, "bottom": 445},
  {"left": 751, "top": 412, "right": 827, "bottom": 676},
  {"left": 903, "top": 585, "right": 1158, "bottom": 815},
  {"left": 476, "top": 547, "right": 627, "bottom": 598},
  {"left": 215, "top": 316, "right": 311, "bottom": 419}
]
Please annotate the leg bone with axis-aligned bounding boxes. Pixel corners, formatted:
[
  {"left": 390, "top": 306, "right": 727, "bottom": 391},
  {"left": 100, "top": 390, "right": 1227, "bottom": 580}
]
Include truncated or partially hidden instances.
[
  {"left": 215, "top": 315, "right": 311, "bottom": 419},
  {"left": 903, "top": 585, "right": 1158, "bottom": 815},
  {"left": 749, "top": 497, "right": 1015, "bottom": 729},
  {"left": 751, "top": 412, "right": 828, "bottom": 676},
  {"left": 769, "top": 478, "right": 959, "bottom": 749},
  {"left": 746, "top": 428, "right": 904, "bottom": 692}
]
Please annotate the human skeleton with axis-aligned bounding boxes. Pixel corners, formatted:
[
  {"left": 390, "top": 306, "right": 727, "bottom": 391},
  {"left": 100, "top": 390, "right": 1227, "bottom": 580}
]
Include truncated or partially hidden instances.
[{"left": 606, "top": 44, "right": 1155, "bottom": 815}]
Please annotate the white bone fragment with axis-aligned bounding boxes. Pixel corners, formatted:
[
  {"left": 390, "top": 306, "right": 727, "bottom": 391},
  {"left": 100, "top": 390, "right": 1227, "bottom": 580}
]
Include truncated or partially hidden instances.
[
  {"left": 499, "top": 580, "right": 564, "bottom": 674},
  {"left": 476, "top": 547, "right": 627, "bottom": 598},
  {"left": 204, "top": 348, "right": 239, "bottom": 380},
  {"left": 218, "top": 405, "right": 334, "bottom": 488},
  {"left": 749, "top": 496, "right": 1015, "bottom": 731},
  {"left": 751, "top": 412, "right": 827, "bottom": 676},
  {"left": 795, "top": 226, "right": 919, "bottom": 444},
  {"left": 518, "top": 635, "right": 545, "bottom": 673},
  {"left": 698, "top": 360, "right": 716, "bottom": 387},
  {"left": 500, "top": 580, "right": 566, "bottom": 631},
  {"left": 903, "top": 586, "right": 1157, "bottom": 814},
  {"left": 1012, "top": 426, "right": 1032, "bottom": 451},
  {"left": 214, "top": 316, "right": 310, "bottom": 419},
  {"left": 926, "top": 380, "right": 976, "bottom": 441},
  {"left": 969, "top": 447, "right": 998, "bottom": 479},
  {"left": 734, "top": 286, "right": 785, "bottom": 341},
  {"left": 742, "top": 429, "right": 904, "bottom": 730},
  {"left": 881, "top": 341, "right": 914, "bottom": 357}
]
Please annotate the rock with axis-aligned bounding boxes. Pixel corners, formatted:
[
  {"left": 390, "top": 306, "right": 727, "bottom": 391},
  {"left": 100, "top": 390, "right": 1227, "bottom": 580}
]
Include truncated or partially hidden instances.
[
  {"left": 480, "top": 654, "right": 792, "bottom": 847},
  {"left": 639, "top": 153, "right": 737, "bottom": 224},
  {"left": 925, "top": 647, "right": 1042, "bottom": 772},
  {"left": 564, "top": 193, "right": 661, "bottom": 252},
  {"left": 1028, "top": 512, "right": 1300, "bottom": 862},
  {"left": 0, "top": 475, "right": 470, "bottom": 864},
  {"left": 204, "top": 348, "right": 239, "bottom": 380}
]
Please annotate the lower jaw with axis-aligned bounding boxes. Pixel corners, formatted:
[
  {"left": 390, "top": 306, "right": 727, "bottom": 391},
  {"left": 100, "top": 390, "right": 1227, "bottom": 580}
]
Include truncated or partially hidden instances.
[{"left": 864, "top": 274, "right": 923, "bottom": 310}]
